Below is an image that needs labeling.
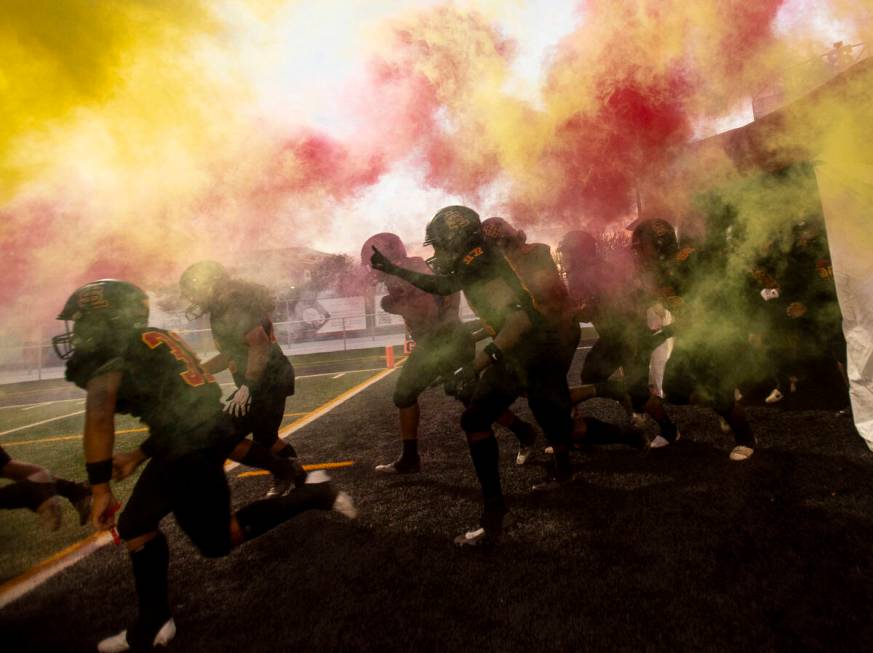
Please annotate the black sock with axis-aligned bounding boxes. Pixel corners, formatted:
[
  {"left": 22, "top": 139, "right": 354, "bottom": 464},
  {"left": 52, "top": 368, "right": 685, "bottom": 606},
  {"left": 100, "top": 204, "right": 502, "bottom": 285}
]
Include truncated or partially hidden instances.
[
  {"left": 553, "top": 450, "right": 572, "bottom": 479},
  {"left": 467, "top": 436, "right": 503, "bottom": 512},
  {"left": 723, "top": 408, "right": 755, "bottom": 447},
  {"left": 235, "top": 483, "right": 336, "bottom": 540},
  {"left": 507, "top": 417, "right": 534, "bottom": 444},
  {"left": 54, "top": 478, "right": 89, "bottom": 503},
  {"left": 128, "top": 532, "right": 171, "bottom": 646},
  {"left": 0, "top": 479, "right": 55, "bottom": 511},
  {"left": 402, "top": 439, "right": 419, "bottom": 460}
]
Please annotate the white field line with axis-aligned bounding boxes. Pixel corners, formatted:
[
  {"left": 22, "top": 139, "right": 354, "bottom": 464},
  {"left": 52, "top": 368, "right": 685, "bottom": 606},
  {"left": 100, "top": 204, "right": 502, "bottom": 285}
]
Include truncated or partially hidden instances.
[
  {"left": 0, "top": 411, "right": 86, "bottom": 439},
  {"left": 332, "top": 373, "right": 346, "bottom": 379},
  {"left": 0, "top": 365, "right": 398, "bottom": 609},
  {"left": 0, "top": 398, "right": 84, "bottom": 411}
]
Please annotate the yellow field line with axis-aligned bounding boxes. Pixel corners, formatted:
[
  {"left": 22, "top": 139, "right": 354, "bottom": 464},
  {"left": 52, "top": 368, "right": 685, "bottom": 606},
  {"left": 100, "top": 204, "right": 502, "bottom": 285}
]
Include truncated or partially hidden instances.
[
  {"left": 1, "top": 362, "right": 400, "bottom": 608},
  {"left": 283, "top": 412, "right": 308, "bottom": 417},
  {"left": 2, "top": 428, "right": 148, "bottom": 448},
  {"left": 238, "top": 460, "right": 355, "bottom": 478},
  {"left": 224, "top": 361, "right": 402, "bottom": 473}
]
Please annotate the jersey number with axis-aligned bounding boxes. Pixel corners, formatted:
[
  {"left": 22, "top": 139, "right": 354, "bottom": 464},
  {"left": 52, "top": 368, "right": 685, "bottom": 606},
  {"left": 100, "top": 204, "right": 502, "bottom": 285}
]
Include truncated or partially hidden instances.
[{"left": 141, "top": 331, "right": 215, "bottom": 387}]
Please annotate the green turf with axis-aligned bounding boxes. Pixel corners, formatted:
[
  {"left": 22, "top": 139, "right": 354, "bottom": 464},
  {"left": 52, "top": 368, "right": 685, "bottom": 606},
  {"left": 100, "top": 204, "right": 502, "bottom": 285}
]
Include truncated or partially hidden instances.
[{"left": 0, "top": 367, "right": 385, "bottom": 583}]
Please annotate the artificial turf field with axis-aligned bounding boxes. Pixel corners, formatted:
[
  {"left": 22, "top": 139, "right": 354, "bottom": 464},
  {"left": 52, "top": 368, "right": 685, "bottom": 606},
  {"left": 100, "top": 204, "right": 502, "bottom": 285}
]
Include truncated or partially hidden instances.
[{"left": 2, "top": 347, "right": 873, "bottom": 652}]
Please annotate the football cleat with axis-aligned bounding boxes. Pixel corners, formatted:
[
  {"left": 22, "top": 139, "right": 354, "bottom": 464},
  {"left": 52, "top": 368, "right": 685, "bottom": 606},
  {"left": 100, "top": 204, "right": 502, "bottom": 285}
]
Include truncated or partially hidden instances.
[
  {"left": 649, "top": 431, "right": 681, "bottom": 449},
  {"left": 515, "top": 444, "right": 534, "bottom": 466},
  {"left": 265, "top": 475, "right": 293, "bottom": 498},
  {"left": 97, "top": 618, "right": 176, "bottom": 652},
  {"left": 374, "top": 456, "right": 421, "bottom": 474},
  {"left": 454, "top": 527, "right": 492, "bottom": 547},
  {"left": 332, "top": 491, "right": 358, "bottom": 520},
  {"left": 729, "top": 445, "right": 755, "bottom": 462},
  {"left": 764, "top": 388, "right": 783, "bottom": 404},
  {"left": 718, "top": 418, "right": 732, "bottom": 434},
  {"left": 37, "top": 496, "right": 63, "bottom": 532},
  {"left": 304, "top": 469, "right": 331, "bottom": 485}
]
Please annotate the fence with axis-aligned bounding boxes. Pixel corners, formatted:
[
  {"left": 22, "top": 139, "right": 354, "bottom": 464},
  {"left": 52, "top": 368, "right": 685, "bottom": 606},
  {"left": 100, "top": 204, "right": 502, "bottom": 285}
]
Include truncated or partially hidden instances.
[{"left": 0, "top": 309, "right": 478, "bottom": 386}]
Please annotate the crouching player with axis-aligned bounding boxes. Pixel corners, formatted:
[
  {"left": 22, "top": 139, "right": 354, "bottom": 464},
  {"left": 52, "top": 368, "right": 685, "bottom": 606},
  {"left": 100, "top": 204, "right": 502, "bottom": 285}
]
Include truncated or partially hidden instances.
[
  {"left": 53, "top": 280, "right": 356, "bottom": 651},
  {"left": 361, "top": 233, "right": 537, "bottom": 473}
]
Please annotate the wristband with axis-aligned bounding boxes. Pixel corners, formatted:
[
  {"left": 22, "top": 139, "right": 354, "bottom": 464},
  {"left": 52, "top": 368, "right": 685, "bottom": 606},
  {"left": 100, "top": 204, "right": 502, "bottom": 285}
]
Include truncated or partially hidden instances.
[
  {"left": 484, "top": 342, "right": 504, "bottom": 365},
  {"left": 86, "top": 459, "right": 113, "bottom": 486}
]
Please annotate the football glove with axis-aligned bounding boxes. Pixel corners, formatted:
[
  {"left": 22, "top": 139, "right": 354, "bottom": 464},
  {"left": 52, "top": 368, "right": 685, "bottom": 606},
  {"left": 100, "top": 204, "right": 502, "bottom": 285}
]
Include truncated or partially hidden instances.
[
  {"left": 370, "top": 246, "right": 398, "bottom": 274},
  {"left": 224, "top": 384, "right": 252, "bottom": 417},
  {"left": 444, "top": 365, "right": 478, "bottom": 404}
]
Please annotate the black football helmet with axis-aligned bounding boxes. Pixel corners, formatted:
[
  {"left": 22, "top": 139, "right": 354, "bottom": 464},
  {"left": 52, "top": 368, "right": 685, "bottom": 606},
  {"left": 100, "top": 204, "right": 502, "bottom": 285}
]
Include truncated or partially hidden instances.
[
  {"left": 423, "top": 205, "right": 483, "bottom": 274},
  {"left": 179, "top": 260, "right": 229, "bottom": 319},
  {"left": 631, "top": 219, "right": 678, "bottom": 264},
  {"left": 52, "top": 280, "right": 149, "bottom": 360},
  {"left": 556, "top": 230, "right": 597, "bottom": 275}
]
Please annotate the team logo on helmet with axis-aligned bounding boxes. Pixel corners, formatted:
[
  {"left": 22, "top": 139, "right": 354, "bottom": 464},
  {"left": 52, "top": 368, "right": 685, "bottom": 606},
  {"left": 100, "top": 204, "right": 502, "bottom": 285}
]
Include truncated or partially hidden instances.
[
  {"left": 53, "top": 280, "right": 149, "bottom": 360},
  {"left": 423, "top": 206, "right": 483, "bottom": 274}
]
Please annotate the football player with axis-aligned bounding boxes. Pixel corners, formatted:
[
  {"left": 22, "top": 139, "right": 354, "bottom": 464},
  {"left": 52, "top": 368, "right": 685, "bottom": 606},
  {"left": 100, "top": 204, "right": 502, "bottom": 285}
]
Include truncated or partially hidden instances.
[
  {"left": 631, "top": 219, "right": 757, "bottom": 460},
  {"left": 555, "top": 229, "right": 654, "bottom": 448},
  {"left": 180, "top": 261, "right": 299, "bottom": 497},
  {"left": 0, "top": 445, "right": 90, "bottom": 530},
  {"left": 371, "top": 206, "right": 577, "bottom": 546},
  {"left": 53, "top": 279, "right": 355, "bottom": 652},
  {"left": 483, "top": 219, "right": 635, "bottom": 448},
  {"left": 361, "top": 233, "right": 537, "bottom": 473}
]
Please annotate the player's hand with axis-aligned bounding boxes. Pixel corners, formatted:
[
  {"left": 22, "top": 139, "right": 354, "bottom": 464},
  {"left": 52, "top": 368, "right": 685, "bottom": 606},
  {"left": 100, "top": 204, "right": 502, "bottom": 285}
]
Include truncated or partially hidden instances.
[
  {"left": 89, "top": 485, "right": 118, "bottom": 531},
  {"left": 370, "top": 247, "right": 397, "bottom": 274},
  {"left": 113, "top": 450, "right": 145, "bottom": 481},
  {"left": 444, "top": 365, "right": 478, "bottom": 404},
  {"left": 786, "top": 302, "right": 807, "bottom": 319},
  {"left": 224, "top": 384, "right": 252, "bottom": 417}
]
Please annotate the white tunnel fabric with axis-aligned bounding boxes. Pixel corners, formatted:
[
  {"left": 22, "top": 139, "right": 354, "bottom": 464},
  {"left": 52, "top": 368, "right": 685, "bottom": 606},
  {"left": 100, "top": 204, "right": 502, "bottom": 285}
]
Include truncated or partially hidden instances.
[{"left": 816, "top": 159, "right": 873, "bottom": 451}]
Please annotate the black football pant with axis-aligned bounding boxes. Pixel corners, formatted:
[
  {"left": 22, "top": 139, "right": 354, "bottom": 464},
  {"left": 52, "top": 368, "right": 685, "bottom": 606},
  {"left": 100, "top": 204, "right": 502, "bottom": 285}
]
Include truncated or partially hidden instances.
[
  {"left": 393, "top": 325, "right": 474, "bottom": 408},
  {"left": 233, "top": 386, "right": 290, "bottom": 450},
  {"left": 662, "top": 342, "right": 755, "bottom": 447}
]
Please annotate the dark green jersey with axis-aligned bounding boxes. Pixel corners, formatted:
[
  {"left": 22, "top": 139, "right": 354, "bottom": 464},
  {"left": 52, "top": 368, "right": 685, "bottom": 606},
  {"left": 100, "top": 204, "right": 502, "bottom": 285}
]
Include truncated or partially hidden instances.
[
  {"left": 66, "top": 327, "right": 232, "bottom": 460},
  {"left": 209, "top": 286, "right": 295, "bottom": 394}
]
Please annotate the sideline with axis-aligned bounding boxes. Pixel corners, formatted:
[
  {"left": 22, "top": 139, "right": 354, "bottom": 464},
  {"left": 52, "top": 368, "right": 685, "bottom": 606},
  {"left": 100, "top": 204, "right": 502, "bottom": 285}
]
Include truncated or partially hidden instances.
[{"left": 0, "top": 365, "right": 398, "bottom": 610}]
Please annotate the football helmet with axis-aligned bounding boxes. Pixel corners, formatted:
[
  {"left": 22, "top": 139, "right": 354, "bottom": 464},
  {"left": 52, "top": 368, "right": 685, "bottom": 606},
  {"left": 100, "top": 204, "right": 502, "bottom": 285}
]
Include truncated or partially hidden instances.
[
  {"left": 360, "top": 233, "right": 407, "bottom": 268},
  {"left": 556, "top": 230, "right": 597, "bottom": 275},
  {"left": 631, "top": 219, "right": 678, "bottom": 264},
  {"left": 481, "top": 217, "right": 526, "bottom": 250},
  {"left": 52, "top": 280, "right": 149, "bottom": 360},
  {"left": 423, "top": 205, "right": 483, "bottom": 274},
  {"left": 179, "top": 260, "right": 228, "bottom": 319}
]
